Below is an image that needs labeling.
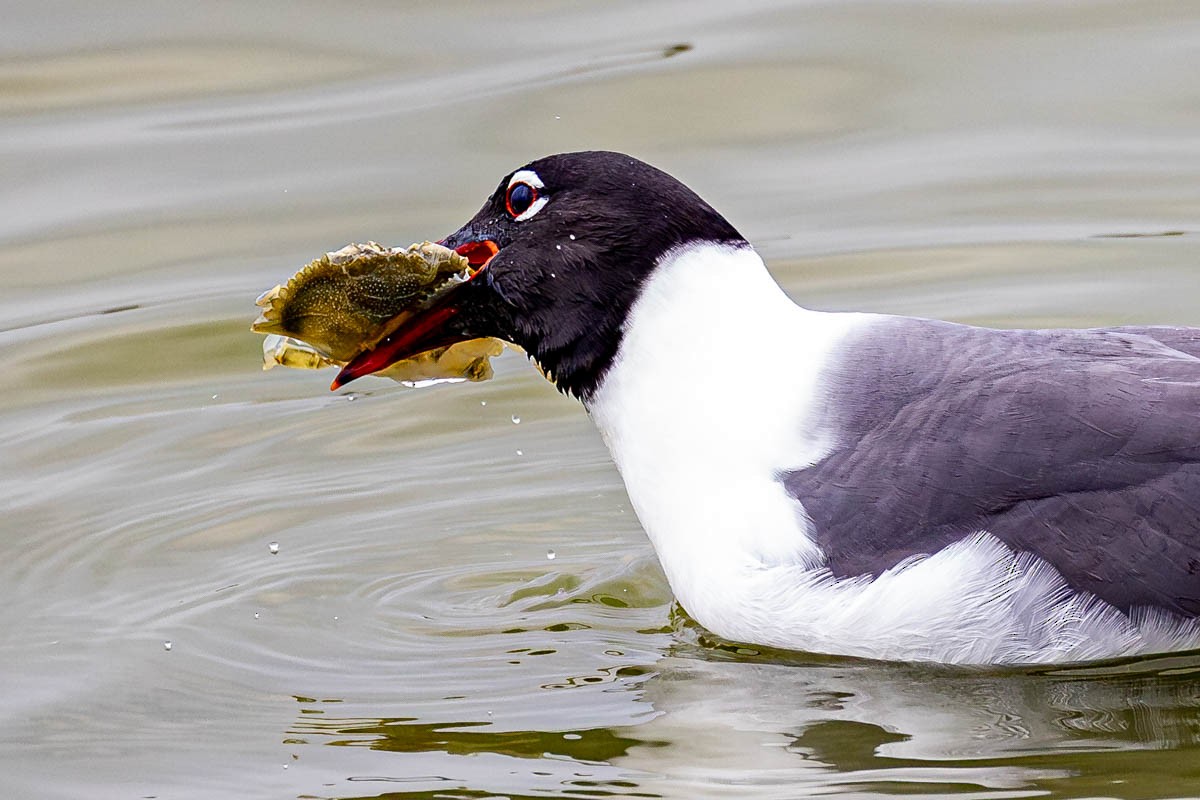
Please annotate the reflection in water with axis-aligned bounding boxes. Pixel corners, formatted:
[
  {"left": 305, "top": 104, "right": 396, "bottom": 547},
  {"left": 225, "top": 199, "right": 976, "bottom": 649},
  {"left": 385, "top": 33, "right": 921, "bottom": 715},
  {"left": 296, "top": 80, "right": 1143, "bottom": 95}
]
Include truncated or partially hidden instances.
[
  {"left": 291, "top": 703, "right": 667, "bottom": 800},
  {"left": 291, "top": 638, "right": 1200, "bottom": 799},
  {"left": 291, "top": 710, "right": 665, "bottom": 763},
  {"left": 631, "top": 639, "right": 1200, "bottom": 798}
]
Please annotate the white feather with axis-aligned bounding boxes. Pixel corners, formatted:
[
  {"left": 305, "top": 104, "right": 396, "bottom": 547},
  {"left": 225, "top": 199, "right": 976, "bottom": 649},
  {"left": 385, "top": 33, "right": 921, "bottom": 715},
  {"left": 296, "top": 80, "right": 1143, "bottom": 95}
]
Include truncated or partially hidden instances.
[
  {"left": 585, "top": 241, "right": 1200, "bottom": 664},
  {"left": 508, "top": 169, "right": 545, "bottom": 190}
]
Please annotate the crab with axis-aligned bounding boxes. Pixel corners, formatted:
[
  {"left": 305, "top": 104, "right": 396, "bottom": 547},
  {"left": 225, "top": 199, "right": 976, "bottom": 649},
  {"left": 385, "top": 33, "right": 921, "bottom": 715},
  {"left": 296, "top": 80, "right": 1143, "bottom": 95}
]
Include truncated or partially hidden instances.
[{"left": 251, "top": 241, "right": 503, "bottom": 384}]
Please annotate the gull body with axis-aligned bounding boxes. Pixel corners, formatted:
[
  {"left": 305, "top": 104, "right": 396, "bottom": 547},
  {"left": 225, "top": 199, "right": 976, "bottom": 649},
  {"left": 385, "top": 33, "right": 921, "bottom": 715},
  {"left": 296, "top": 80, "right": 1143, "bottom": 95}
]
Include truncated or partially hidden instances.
[{"left": 338, "top": 151, "right": 1200, "bottom": 664}]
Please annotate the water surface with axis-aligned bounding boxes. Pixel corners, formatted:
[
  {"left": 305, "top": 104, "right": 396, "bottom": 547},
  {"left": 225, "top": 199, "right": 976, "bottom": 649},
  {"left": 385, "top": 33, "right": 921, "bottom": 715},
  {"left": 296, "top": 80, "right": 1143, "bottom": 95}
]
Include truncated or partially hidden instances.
[{"left": 2, "top": 2, "right": 1199, "bottom": 798}]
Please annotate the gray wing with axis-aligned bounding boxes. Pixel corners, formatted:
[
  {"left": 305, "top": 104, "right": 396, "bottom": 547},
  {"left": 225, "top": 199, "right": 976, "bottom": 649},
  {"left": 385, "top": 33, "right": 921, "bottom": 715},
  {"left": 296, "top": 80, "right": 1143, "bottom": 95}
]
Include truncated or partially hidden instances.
[{"left": 784, "top": 318, "right": 1200, "bottom": 616}]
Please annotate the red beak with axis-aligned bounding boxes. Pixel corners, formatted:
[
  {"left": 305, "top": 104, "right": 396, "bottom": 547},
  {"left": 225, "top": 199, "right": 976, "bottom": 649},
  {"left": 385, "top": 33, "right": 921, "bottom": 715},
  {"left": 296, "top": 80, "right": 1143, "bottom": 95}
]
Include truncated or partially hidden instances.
[{"left": 330, "top": 240, "right": 500, "bottom": 390}]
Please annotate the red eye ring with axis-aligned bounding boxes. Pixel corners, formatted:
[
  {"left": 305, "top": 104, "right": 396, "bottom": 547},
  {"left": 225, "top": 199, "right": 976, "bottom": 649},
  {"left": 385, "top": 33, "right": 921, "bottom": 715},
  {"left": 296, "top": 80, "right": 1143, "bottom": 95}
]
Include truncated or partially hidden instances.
[{"left": 505, "top": 181, "right": 538, "bottom": 218}]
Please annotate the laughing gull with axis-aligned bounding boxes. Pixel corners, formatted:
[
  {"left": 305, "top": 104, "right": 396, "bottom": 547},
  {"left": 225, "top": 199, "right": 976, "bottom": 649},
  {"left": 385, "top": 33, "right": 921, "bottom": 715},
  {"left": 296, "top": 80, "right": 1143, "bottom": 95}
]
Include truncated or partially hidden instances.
[{"left": 335, "top": 151, "right": 1200, "bottom": 664}]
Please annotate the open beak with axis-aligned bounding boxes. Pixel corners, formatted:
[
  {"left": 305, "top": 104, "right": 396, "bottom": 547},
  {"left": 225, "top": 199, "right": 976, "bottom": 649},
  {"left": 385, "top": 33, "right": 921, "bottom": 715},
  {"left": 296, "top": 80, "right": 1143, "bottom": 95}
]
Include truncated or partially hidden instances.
[{"left": 330, "top": 239, "right": 502, "bottom": 390}]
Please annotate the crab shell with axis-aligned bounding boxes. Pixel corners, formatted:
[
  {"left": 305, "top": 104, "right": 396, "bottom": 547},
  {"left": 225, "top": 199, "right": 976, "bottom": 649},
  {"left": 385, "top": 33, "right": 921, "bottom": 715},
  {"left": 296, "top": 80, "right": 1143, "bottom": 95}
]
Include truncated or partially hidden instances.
[
  {"left": 252, "top": 241, "right": 504, "bottom": 383},
  {"left": 261, "top": 334, "right": 503, "bottom": 383}
]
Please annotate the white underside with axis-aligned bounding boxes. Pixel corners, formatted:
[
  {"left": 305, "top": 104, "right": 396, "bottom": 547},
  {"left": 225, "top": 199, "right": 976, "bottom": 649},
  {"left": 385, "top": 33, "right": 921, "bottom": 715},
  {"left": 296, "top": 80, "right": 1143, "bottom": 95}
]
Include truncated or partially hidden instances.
[{"left": 585, "top": 241, "right": 1200, "bottom": 665}]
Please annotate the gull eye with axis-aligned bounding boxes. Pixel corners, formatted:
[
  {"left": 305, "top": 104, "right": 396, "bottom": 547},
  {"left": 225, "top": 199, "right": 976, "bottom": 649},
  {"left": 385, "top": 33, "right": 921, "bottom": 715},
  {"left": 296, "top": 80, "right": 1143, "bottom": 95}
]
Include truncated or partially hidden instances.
[
  {"left": 506, "top": 181, "right": 538, "bottom": 218},
  {"left": 504, "top": 169, "right": 548, "bottom": 221}
]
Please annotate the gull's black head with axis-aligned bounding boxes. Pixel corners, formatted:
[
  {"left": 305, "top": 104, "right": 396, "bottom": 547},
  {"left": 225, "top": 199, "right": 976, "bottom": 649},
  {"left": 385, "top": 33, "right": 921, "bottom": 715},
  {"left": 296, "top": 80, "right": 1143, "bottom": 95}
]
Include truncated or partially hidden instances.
[{"left": 335, "top": 151, "right": 745, "bottom": 399}]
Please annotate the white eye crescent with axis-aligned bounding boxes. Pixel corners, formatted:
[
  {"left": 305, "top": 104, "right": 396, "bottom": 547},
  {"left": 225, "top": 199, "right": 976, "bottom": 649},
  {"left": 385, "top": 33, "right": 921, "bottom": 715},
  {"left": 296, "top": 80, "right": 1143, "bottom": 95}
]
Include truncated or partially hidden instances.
[{"left": 508, "top": 169, "right": 544, "bottom": 190}]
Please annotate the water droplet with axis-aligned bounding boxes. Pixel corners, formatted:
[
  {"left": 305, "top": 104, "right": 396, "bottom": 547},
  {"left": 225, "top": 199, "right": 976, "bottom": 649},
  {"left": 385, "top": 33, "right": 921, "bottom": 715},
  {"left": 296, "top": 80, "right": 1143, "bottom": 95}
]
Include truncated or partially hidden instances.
[
  {"left": 163, "top": 640, "right": 173, "bottom": 651},
  {"left": 569, "top": 234, "right": 576, "bottom": 240},
  {"left": 546, "top": 549, "right": 556, "bottom": 560},
  {"left": 268, "top": 541, "right": 280, "bottom": 555},
  {"left": 516, "top": 449, "right": 523, "bottom": 456},
  {"left": 511, "top": 414, "right": 521, "bottom": 424}
]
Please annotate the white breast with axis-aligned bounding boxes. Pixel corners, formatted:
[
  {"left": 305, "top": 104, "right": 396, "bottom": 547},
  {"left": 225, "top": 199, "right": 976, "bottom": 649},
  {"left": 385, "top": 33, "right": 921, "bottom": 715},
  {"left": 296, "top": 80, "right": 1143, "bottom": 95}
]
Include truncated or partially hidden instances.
[
  {"left": 584, "top": 241, "right": 1200, "bottom": 664},
  {"left": 585, "top": 241, "right": 862, "bottom": 639}
]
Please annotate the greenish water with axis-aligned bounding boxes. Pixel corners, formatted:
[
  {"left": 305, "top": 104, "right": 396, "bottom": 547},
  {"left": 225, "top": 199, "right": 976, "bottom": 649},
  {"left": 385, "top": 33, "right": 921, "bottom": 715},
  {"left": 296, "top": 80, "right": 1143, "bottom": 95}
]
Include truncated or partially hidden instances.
[{"left": 2, "top": 2, "right": 1198, "bottom": 798}]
